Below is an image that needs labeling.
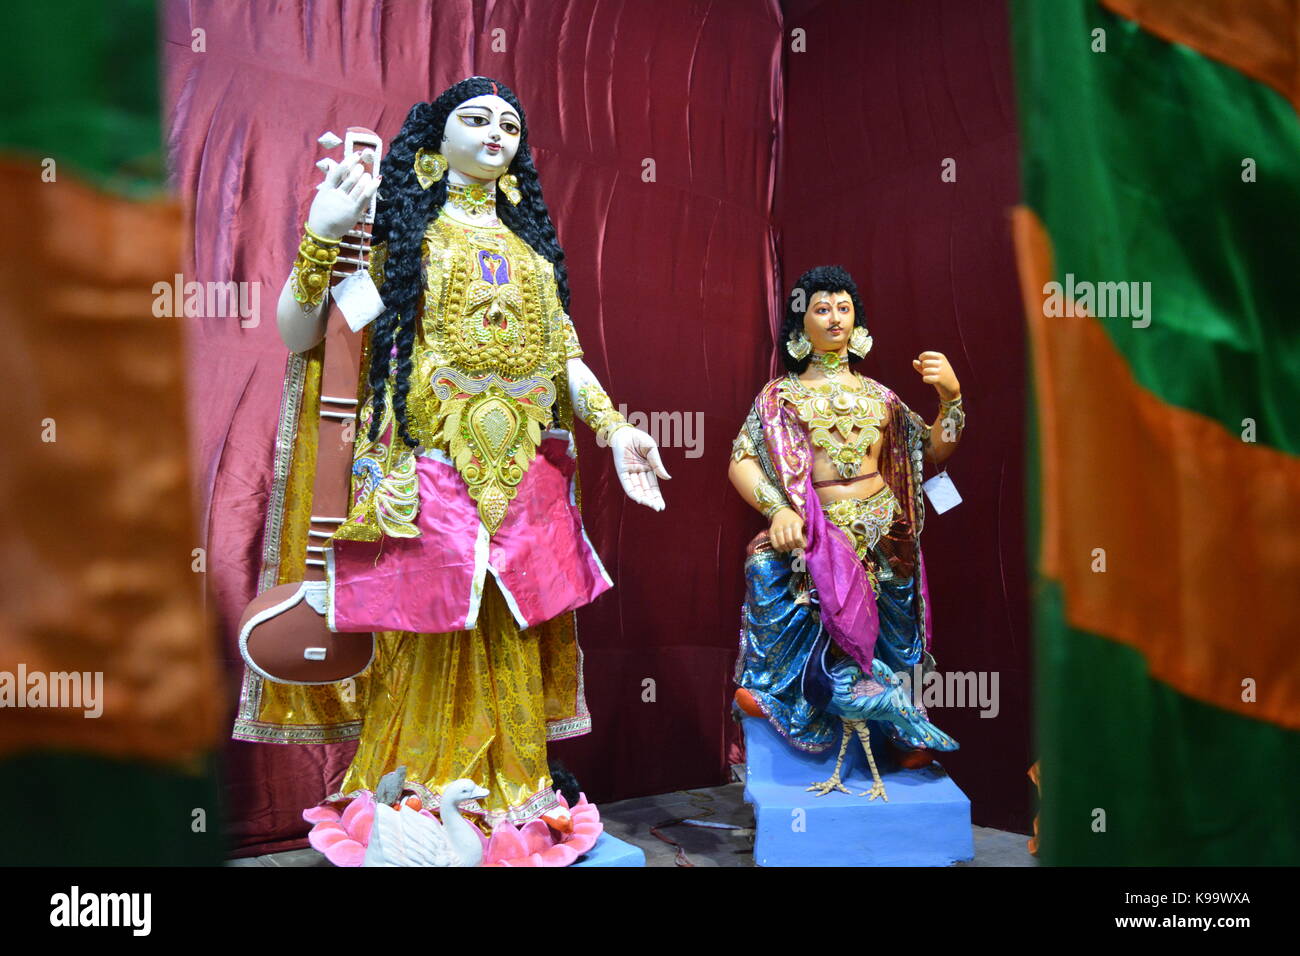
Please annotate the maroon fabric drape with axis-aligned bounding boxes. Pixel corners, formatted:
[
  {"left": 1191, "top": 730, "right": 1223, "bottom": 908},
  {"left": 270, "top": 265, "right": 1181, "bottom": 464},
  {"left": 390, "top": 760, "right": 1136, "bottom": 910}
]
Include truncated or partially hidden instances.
[
  {"left": 778, "top": 0, "right": 1032, "bottom": 832},
  {"left": 166, "top": 0, "right": 1029, "bottom": 852},
  {"left": 164, "top": 0, "right": 784, "bottom": 853}
]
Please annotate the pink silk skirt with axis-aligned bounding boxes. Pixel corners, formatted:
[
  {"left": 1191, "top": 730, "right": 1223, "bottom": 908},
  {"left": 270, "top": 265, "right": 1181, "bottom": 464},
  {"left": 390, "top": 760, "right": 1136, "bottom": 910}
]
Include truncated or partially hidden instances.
[{"left": 327, "top": 432, "right": 612, "bottom": 633}]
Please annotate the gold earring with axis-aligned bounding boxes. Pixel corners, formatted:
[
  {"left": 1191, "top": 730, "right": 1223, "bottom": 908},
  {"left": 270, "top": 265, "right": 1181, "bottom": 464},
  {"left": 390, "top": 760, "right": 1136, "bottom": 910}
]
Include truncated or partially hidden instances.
[
  {"left": 499, "top": 173, "right": 522, "bottom": 205},
  {"left": 786, "top": 330, "right": 812, "bottom": 360},
  {"left": 413, "top": 148, "right": 448, "bottom": 189},
  {"left": 848, "top": 326, "right": 873, "bottom": 358}
]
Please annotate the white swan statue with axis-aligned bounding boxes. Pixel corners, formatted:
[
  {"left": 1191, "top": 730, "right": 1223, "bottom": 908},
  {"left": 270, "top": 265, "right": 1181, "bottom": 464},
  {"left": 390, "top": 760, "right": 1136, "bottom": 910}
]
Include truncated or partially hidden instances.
[{"left": 362, "top": 778, "right": 490, "bottom": 868}]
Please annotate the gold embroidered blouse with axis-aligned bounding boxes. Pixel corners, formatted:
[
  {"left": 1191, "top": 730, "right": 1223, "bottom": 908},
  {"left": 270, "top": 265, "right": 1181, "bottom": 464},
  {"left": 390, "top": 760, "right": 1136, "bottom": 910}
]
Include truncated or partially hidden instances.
[{"left": 332, "top": 215, "right": 585, "bottom": 543}]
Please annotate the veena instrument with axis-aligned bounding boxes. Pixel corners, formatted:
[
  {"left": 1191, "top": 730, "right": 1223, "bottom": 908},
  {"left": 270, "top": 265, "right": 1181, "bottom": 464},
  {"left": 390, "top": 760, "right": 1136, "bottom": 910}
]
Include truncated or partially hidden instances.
[{"left": 239, "top": 127, "right": 382, "bottom": 685}]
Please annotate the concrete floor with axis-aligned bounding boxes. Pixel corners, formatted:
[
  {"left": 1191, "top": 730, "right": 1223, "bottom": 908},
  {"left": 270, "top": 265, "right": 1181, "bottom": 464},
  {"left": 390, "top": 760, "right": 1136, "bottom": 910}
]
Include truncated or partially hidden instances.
[{"left": 229, "top": 781, "right": 1036, "bottom": 867}]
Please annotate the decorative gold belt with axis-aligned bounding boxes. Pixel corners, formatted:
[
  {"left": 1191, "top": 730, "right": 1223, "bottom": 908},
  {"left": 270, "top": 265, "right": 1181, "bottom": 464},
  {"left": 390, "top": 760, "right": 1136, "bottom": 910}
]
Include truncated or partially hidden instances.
[{"left": 822, "top": 485, "right": 900, "bottom": 559}]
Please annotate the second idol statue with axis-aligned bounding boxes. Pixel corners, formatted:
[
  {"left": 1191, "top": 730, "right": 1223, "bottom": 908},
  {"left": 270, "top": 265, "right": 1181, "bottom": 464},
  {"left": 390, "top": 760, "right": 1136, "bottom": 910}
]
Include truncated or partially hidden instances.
[{"left": 729, "top": 266, "right": 966, "bottom": 800}]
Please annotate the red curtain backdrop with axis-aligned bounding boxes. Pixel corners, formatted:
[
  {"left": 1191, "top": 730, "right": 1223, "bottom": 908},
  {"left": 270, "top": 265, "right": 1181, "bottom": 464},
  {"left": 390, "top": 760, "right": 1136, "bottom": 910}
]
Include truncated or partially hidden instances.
[
  {"left": 779, "top": 0, "right": 1032, "bottom": 832},
  {"left": 165, "top": 0, "right": 1028, "bottom": 853}
]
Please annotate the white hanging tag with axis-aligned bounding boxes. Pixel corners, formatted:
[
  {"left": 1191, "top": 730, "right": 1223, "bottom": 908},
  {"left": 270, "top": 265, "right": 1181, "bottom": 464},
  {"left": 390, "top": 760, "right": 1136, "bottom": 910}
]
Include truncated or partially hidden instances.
[
  {"left": 922, "top": 470, "right": 962, "bottom": 514},
  {"left": 334, "top": 269, "right": 385, "bottom": 331}
]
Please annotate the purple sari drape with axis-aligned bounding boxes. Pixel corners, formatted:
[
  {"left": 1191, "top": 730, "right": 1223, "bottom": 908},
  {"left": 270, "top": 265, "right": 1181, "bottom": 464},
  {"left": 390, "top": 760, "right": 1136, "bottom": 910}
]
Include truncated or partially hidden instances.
[{"left": 753, "top": 376, "right": 933, "bottom": 671}]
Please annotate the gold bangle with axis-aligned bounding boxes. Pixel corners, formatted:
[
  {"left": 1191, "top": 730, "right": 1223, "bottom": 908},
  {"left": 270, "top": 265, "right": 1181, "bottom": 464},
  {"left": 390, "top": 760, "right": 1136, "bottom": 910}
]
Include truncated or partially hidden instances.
[
  {"left": 291, "top": 224, "right": 341, "bottom": 307},
  {"left": 754, "top": 479, "right": 786, "bottom": 520},
  {"left": 576, "top": 383, "right": 629, "bottom": 444},
  {"left": 937, "top": 396, "right": 966, "bottom": 436},
  {"left": 303, "top": 223, "right": 343, "bottom": 247},
  {"left": 603, "top": 420, "right": 633, "bottom": 443}
]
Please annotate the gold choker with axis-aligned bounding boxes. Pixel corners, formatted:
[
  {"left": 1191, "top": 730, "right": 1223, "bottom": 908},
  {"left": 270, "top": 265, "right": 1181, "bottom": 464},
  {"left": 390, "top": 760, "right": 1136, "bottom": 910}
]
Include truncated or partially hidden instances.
[
  {"left": 808, "top": 350, "right": 846, "bottom": 374},
  {"left": 447, "top": 181, "right": 497, "bottom": 218}
]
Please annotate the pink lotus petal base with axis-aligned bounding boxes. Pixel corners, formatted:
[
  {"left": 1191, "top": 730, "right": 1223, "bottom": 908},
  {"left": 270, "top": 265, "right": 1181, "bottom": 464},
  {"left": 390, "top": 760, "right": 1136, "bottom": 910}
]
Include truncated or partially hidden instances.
[{"left": 302, "top": 790, "right": 603, "bottom": 868}]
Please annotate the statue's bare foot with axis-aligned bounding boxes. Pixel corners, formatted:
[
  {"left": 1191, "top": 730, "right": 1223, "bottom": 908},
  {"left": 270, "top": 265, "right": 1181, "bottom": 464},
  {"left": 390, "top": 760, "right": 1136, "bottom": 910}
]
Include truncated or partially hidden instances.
[
  {"left": 859, "top": 781, "right": 889, "bottom": 801},
  {"left": 807, "top": 776, "right": 852, "bottom": 797}
]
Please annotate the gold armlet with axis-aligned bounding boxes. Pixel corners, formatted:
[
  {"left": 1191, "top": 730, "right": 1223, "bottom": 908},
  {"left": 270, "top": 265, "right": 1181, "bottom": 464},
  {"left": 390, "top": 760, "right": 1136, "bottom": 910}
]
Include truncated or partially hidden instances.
[
  {"left": 561, "top": 315, "right": 584, "bottom": 360},
  {"left": 291, "top": 224, "right": 341, "bottom": 309},
  {"left": 731, "top": 431, "right": 757, "bottom": 462}
]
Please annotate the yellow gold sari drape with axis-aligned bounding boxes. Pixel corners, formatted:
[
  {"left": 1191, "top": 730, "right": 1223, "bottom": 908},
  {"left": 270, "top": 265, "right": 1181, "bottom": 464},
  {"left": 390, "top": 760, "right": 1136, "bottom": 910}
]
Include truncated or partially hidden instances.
[{"left": 338, "top": 577, "right": 582, "bottom": 823}]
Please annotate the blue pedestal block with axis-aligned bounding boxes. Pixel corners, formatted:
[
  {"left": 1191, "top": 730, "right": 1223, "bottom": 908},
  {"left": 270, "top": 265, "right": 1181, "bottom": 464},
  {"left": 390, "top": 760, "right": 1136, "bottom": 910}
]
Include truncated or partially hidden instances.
[
  {"left": 743, "top": 716, "right": 974, "bottom": 866},
  {"left": 572, "top": 832, "right": 645, "bottom": 867}
]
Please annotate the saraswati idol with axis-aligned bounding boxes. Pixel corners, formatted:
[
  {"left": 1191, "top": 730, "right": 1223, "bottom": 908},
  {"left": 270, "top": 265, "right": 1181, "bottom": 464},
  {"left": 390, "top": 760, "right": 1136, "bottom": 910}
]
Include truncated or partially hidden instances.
[{"left": 242, "top": 76, "right": 669, "bottom": 837}]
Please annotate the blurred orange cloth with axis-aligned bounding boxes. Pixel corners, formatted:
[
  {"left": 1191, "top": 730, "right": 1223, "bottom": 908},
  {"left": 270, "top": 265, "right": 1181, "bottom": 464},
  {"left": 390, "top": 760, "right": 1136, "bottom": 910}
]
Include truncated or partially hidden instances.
[
  {"left": 0, "top": 159, "right": 222, "bottom": 764},
  {"left": 1027, "top": 761, "right": 1041, "bottom": 856},
  {"left": 1102, "top": 0, "right": 1300, "bottom": 112}
]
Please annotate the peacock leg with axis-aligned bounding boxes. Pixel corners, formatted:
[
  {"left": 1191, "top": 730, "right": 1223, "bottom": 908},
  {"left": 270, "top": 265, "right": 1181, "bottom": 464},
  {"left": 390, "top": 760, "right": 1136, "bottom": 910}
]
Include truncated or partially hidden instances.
[
  {"left": 852, "top": 722, "right": 888, "bottom": 801},
  {"left": 807, "top": 721, "right": 854, "bottom": 796}
]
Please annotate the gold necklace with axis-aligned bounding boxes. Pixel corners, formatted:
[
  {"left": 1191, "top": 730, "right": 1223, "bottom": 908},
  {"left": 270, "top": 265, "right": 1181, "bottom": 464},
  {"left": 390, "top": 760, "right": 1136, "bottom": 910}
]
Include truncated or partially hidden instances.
[
  {"left": 447, "top": 181, "right": 497, "bottom": 219},
  {"left": 808, "top": 349, "right": 846, "bottom": 374},
  {"left": 782, "top": 373, "right": 886, "bottom": 478}
]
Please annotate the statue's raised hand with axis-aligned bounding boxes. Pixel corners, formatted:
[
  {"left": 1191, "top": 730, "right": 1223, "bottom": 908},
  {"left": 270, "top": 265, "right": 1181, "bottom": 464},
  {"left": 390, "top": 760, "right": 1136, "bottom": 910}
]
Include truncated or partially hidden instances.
[
  {"left": 306, "top": 149, "right": 381, "bottom": 241},
  {"left": 911, "top": 350, "right": 960, "bottom": 401},
  {"left": 610, "top": 427, "right": 670, "bottom": 511}
]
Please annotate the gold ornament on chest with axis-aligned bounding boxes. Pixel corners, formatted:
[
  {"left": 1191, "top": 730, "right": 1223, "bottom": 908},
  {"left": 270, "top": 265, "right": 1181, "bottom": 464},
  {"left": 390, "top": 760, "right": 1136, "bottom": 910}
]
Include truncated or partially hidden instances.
[
  {"left": 432, "top": 367, "right": 557, "bottom": 534},
  {"left": 783, "top": 374, "right": 887, "bottom": 478},
  {"left": 465, "top": 248, "right": 525, "bottom": 342},
  {"left": 426, "top": 220, "right": 548, "bottom": 377}
]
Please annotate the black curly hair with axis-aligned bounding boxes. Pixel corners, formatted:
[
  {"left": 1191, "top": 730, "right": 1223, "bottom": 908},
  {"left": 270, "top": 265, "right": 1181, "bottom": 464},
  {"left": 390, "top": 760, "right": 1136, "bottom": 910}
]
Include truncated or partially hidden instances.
[
  {"left": 778, "top": 264, "right": 868, "bottom": 373},
  {"left": 365, "top": 76, "right": 571, "bottom": 446}
]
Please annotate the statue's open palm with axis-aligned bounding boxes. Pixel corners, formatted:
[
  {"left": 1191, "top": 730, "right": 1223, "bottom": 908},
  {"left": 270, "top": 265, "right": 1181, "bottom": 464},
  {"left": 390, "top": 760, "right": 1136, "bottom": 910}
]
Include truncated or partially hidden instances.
[{"left": 610, "top": 428, "right": 669, "bottom": 511}]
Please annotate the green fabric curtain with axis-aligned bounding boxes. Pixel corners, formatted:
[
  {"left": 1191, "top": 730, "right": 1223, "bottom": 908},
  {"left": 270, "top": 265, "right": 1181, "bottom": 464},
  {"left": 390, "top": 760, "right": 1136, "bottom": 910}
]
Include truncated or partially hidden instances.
[{"left": 1014, "top": 0, "right": 1300, "bottom": 865}]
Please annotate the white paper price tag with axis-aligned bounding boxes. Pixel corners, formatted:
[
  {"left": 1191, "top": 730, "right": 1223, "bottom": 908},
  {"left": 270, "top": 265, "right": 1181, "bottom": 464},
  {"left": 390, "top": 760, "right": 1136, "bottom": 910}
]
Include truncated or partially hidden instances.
[
  {"left": 333, "top": 269, "right": 385, "bottom": 332},
  {"left": 922, "top": 471, "right": 962, "bottom": 514}
]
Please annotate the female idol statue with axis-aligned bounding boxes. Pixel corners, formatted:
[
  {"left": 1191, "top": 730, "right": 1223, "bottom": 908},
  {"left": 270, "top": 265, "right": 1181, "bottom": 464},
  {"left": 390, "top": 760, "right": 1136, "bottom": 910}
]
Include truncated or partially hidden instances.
[
  {"left": 728, "top": 265, "right": 964, "bottom": 800},
  {"left": 274, "top": 76, "right": 669, "bottom": 827}
]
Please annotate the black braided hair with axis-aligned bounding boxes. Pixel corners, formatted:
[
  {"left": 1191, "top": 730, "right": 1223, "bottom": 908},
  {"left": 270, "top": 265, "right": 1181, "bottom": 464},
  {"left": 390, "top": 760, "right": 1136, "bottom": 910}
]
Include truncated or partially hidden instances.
[
  {"left": 365, "top": 77, "right": 571, "bottom": 446},
  {"left": 778, "top": 264, "right": 869, "bottom": 374}
]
